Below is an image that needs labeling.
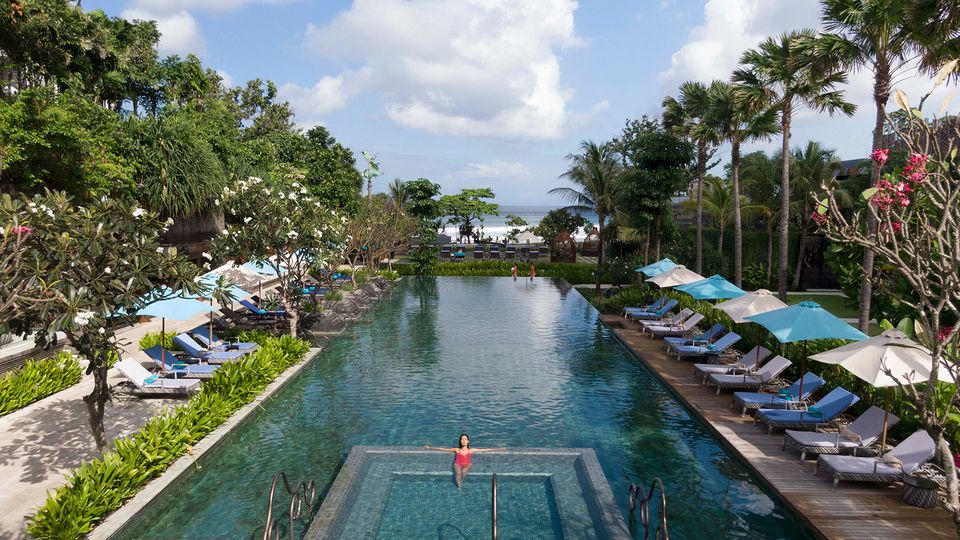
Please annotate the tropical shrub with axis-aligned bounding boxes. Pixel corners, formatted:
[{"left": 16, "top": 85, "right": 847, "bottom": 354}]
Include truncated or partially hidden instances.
[
  {"left": 395, "top": 261, "right": 615, "bottom": 285},
  {"left": 26, "top": 335, "right": 311, "bottom": 539},
  {"left": 138, "top": 331, "right": 178, "bottom": 351},
  {"left": 0, "top": 352, "right": 83, "bottom": 416},
  {"left": 378, "top": 269, "right": 400, "bottom": 281}
]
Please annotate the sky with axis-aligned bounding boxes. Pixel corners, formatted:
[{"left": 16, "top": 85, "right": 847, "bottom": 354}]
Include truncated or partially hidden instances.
[{"left": 87, "top": 0, "right": 960, "bottom": 204}]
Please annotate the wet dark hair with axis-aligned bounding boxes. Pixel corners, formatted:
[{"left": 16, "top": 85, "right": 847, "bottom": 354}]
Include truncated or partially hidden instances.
[{"left": 458, "top": 433, "right": 470, "bottom": 449}]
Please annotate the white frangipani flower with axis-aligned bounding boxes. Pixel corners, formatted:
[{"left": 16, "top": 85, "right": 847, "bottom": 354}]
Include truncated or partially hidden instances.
[
  {"left": 287, "top": 230, "right": 299, "bottom": 239},
  {"left": 98, "top": 327, "right": 106, "bottom": 334},
  {"left": 202, "top": 252, "right": 212, "bottom": 260},
  {"left": 165, "top": 217, "right": 175, "bottom": 226},
  {"left": 156, "top": 247, "right": 165, "bottom": 253},
  {"left": 132, "top": 207, "right": 146, "bottom": 218},
  {"left": 243, "top": 217, "right": 252, "bottom": 224},
  {"left": 75, "top": 311, "right": 94, "bottom": 326},
  {"left": 104, "top": 267, "right": 112, "bottom": 274},
  {"left": 221, "top": 229, "right": 230, "bottom": 236}
]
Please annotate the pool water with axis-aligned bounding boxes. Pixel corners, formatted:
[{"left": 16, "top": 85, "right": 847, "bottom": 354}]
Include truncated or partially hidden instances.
[{"left": 120, "top": 277, "right": 809, "bottom": 539}]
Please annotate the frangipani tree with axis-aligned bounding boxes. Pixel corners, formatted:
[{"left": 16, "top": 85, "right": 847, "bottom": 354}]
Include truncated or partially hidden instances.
[
  {"left": 1, "top": 191, "right": 201, "bottom": 450},
  {"left": 343, "top": 194, "right": 418, "bottom": 279},
  {"left": 815, "top": 67, "right": 960, "bottom": 514},
  {"left": 213, "top": 176, "right": 346, "bottom": 337}
]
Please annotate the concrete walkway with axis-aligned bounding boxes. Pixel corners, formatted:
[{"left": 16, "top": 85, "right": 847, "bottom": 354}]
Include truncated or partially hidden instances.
[{"left": 0, "top": 312, "right": 209, "bottom": 539}]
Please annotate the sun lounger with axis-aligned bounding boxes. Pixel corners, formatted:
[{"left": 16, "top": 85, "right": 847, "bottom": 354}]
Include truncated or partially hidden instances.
[
  {"left": 693, "top": 345, "right": 772, "bottom": 382},
  {"left": 731, "top": 372, "right": 825, "bottom": 416},
  {"left": 638, "top": 308, "right": 693, "bottom": 332},
  {"left": 174, "top": 333, "right": 246, "bottom": 365},
  {"left": 755, "top": 387, "right": 860, "bottom": 434},
  {"left": 647, "top": 313, "right": 705, "bottom": 338},
  {"left": 474, "top": 246, "right": 485, "bottom": 259},
  {"left": 240, "top": 299, "right": 288, "bottom": 318},
  {"left": 706, "top": 355, "right": 790, "bottom": 394},
  {"left": 625, "top": 299, "right": 679, "bottom": 322},
  {"left": 116, "top": 358, "right": 200, "bottom": 396},
  {"left": 623, "top": 297, "right": 667, "bottom": 317},
  {"left": 814, "top": 430, "right": 935, "bottom": 488},
  {"left": 190, "top": 326, "right": 259, "bottom": 352},
  {"left": 673, "top": 331, "right": 741, "bottom": 362},
  {"left": 144, "top": 346, "right": 219, "bottom": 379},
  {"left": 664, "top": 322, "right": 725, "bottom": 351},
  {"left": 784, "top": 406, "right": 899, "bottom": 460}
]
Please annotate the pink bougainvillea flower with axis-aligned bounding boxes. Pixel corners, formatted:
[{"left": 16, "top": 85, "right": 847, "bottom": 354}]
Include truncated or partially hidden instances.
[
  {"left": 890, "top": 221, "right": 903, "bottom": 232},
  {"left": 870, "top": 148, "right": 889, "bottom": 166},
  {"left": 939, "top": 326, "right": 955, "bottom": 343},
  {"left": 10, "top": 225, "right": 32, "bottom": 235},
  {"left": 811, "top": 211, "right": 828, "bottom": 226},
  {"left": 908, "top": 153, "right": 929, "bottom": 168}
]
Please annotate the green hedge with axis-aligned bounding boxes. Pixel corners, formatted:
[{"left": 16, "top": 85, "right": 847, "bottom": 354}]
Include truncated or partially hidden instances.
[
  {"left": 0, "top": 352, "right": 83, "bottom": 417},
  {"left": 395, "top": 261, "right": 612, "bottom": 284},
  {"left": 26, "top": 334, "right": 311, "bottom": 539},
  {"left": 138, "top": 331, "right": 178, "bottom": 351}
]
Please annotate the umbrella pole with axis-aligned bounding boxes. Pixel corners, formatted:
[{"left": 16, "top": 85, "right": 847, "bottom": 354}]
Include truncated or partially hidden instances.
[
  {"left": 209, "top": 297, "right": 214, "bottom": 346},
  {"left": 161, "top": 317, "right": 166, "bottom": 372},
  {"left": 881, "top": 389, "right": 890, "bottom": 454},
  {"left": 798, "top": 341, "right": 807, "bottom": 401}
]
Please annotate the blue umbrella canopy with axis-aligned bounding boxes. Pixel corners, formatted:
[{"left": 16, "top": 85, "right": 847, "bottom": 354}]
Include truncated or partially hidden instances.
[
  {"left": 241, "top": 260, "right": 283, "bottom": 277},
  {"left": 675, "top": 274, "right": 747, "bottom": 300},
  {"left": 634, "top": 258, "right": 677, "bottom": 277},
  {"left": 136, "top": 294, "right": 216, "bottom": 320},
  {"left": 744, "top": 301, "right": 868, "bottom": 343}
]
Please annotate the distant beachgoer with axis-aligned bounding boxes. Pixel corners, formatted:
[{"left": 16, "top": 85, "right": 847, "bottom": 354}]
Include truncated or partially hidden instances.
[
  {"left": 529, "top": 262, "right": 536, "bottom": 280},
  {"left": 511, "top": 263, "right": 518, "bottom": 280},
  {"left": 424, "top": 434, "right": 501, "bottom": 489}
]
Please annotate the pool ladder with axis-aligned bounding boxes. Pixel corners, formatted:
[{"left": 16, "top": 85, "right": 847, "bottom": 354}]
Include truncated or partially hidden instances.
[
  {"left": 628, "top": 478, "right": 669, "bottom": 540},
  {"left": 491, "top": 473, "right": 498, "bottom": 540},
  {"left": 262, "top": 471, "right": 317, "bottom": 540}
]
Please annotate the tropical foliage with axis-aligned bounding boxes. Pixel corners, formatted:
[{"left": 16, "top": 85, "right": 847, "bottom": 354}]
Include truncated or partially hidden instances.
[{"left": 0, "top": 352, "right": 82, "bottom": 416}]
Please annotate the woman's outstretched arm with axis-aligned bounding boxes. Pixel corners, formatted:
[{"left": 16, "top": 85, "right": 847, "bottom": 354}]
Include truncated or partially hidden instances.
[{"left": 423, "top": 445, "right": 456, "bottom": 452}]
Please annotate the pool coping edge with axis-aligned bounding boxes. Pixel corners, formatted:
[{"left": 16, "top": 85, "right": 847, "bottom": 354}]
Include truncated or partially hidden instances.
[{"left": 89, "top": 344, "right": 327, "bottom": 540}]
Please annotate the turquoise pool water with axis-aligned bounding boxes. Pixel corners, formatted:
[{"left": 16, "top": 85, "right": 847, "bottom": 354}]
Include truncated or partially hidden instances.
[{"left": 120, "top": 277, "right": 809, "bottom": 539}]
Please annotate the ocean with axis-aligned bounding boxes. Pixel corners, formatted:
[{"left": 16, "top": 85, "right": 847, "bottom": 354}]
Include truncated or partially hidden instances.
[{"left": 438, "top": 205, "right": 599, "bottom": 241}]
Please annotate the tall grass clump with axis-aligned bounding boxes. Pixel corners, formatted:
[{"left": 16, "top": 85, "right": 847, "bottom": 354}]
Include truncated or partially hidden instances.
[{"left": 0, "top": 352, "right": 83, "bottom": 416}]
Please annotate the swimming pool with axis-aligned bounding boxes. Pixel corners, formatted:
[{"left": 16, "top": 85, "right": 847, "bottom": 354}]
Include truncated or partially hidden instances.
[{"left": 119, "top": 277, "right": 809, "bottom": 538}]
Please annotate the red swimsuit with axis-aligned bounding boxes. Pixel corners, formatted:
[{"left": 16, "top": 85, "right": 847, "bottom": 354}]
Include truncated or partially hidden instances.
[{"left": 454, "top": 450, "right": 472, "bottom": 466}]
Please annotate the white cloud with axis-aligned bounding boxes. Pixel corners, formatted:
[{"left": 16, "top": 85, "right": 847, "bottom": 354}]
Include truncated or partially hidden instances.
[
  {"left": 122, "top": 8, "right": 206, "bottom": 56},
  {"left": 277, "top": 69, "right": 373, "bottom": 126},
  {"left": 216, "top": 69, "right": 234, "bottom": 89},
  {"left": 448, "top": 161, "right": 533, "bottom": 181},
  {"left": 286, "top": 0, "right": 600, "bottom": 140}
]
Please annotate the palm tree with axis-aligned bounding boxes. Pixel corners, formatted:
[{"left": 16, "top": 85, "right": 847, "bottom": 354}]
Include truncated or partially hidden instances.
[
  {"left": 706, "top": 81, "right": 780, "bottom": 287},
  {"left": 734, "top": 30, "right": 856, "bottom": 300},
  {"left": 684, "top": 176, "right": 766, "bottom": 253},
  {"left": 387, "top": 178, "right": 409, "bottom": 211},
  {"left": 550, "top": 140, "right": 621, "bottom": 292},
  {"left": 818, "top": 0, "right": 954, "bottom": 331},
  {"left": 662, "top": 81, "right": 721, "bottom": 275},
  {"left": 741, "top": 151, "right": 781, "bottom": 285},
  {"left": 789, "top": 141, "right": 842, "bottom": 289}
]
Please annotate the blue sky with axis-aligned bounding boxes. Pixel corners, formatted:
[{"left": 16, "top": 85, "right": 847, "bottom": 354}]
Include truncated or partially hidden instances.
[{"left": 87, "top": 0, "right": 958, "bottom": 204}]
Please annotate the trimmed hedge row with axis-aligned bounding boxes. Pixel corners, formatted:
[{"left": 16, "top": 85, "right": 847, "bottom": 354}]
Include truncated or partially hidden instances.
[
  {"left": 395, "top": 261, "right": 613, "bottom": 284},
  {"left": 26, "top": 334, "right": 311, "bottom": 539},
  {"left": 0, "top": 352, "right": 83, "bottom": 417}
]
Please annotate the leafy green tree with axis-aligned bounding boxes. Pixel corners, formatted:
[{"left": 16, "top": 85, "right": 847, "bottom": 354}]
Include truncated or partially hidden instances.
[
  {"left": 439, "top": 188, "right": 499, "bottom": 243},
  {"left": 706, "top": 81, "right": 780, "bottom": 286},
  {"left": 2, "top": 190, "right": 201, "bottom": 450},
  {"left": 531, "top": 208, "right": 590, "bottom": 244},
  {"left": 735, "top": 30, "right": 856, "bottom": 299},
  {"left": 226, "top": 79, "right": 295, "bottom": 139},
  {"left": 504, "top": 214, "right": 529, "bottom": 243},
  {"left": 739, "top": 151, "right": 781, "bottom": 282},
  {"left": 212, "top": 176, "right": 346, "bottom": 336},
  {"left": 683, "top": 176, "right": 766, "bottom": 253},
  {"left": 789, "top": 141, "right": 841, "bottom": 289},
  {"left": 404, "top": 178, "right": 442, "bottom": 275},
  {"left": 551, "top": 140, "right": 620, "bottom": 291},
  {"left": 301, "top": 126, "right": 363, "bottom": 214},
  {"left": 663, "top": 81, "right": 721, "bottom": 274}
]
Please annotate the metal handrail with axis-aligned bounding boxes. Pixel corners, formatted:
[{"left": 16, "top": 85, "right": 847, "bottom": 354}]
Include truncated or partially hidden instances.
[
  {"left": 262, "top": 471, "right": 318, "bottom": 540},
  {"left": 491, "top": 472, "right": 498, "bottom": 540},
  {"left": 627, "top": 478, "right": 669, "bottom": 540}
]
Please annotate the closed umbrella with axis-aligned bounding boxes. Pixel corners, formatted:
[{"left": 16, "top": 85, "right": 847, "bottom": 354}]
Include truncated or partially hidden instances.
[
  {"left": 810, "top": 329, "right": 953, "bottom": 451},
  {"left": 635, "top": 258, "right": 677, "bottom": 277},
  {"left": 745, "top": 301, "right": 868, "bottom": 402},
  {"left": 675, "top": 275, "right": 746, "bottom": 301},
  {"left": 715, "top": 289, "right": 788, "bottom": 369},
  {"left": 645, "top": 265, "right": 705, "bottom": 288}
]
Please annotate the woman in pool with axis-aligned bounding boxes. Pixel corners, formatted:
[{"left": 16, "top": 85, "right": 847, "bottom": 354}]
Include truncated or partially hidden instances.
[{"left": 424, "top": 434, "right": 501, "bottom": 489}]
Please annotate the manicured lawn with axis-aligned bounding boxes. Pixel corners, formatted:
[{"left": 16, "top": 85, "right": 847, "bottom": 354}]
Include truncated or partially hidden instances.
[{"left": 786, "top": 292, "right": 858, "bottom": 319}]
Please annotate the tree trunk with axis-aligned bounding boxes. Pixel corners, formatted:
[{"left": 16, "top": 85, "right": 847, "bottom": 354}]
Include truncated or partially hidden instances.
[
  {"left": 766, "top": 215, "right": 774, "bottom": 286},
  {"left": 718, "top": 220, "right": 724, "bottom": 253},
  {"left": 643, "top": 222, "right": 650, "bottom": 265},
  {"left": 595, "top": 214, "right": 604, "bottom": 292},
  {"left": 653, "top": 212, "right": 662, "bottom": 261},
  {"left": 82, "top": 357, "right": 110, "bottom": 452},
  {"left": 936, "top": 431, "right": 960, "bottom": 513},
  {"left": 792, "top": 207, "right": 808, "bottom": 290},
  {"left": 859, "top": 64, "right": 890, "bottom": 332},
  {"left": 731, "top": 136, "right": 744, "bottom": 287},
  {"left": 695, "top": 142, "right": 707, "bottom": 274},
  {"left": 285, "top": 288, "right": 298, "bottom": 337},
  {"left": 778, "top": 104, "right": 792, "bottom": 301}
]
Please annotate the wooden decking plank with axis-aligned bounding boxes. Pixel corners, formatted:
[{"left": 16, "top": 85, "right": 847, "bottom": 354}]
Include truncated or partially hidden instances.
[{"left": 601, "top": 315, "right": 956, "bottom": 540}]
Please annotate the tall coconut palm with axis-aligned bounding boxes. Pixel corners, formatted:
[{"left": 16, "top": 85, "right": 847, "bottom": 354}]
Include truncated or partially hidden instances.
[
  {"left": 789, "top": 141, "right": 842, "bottom": 289},
  {"left": 662, "top": 81, "right": 722, "bottom": 275},
  {"left": 387, "top": 178, "right": 409, "bottom": 211},
  {"left": 734, "top": 30, "right": 856, "bottom": 300},
  {"left": 818, "top": 0, "right": 954, "bottom": 331},
  {"left": 706, "top": 81, "right": 780, "bottom": 287},
  {"left": 741, "top": 151, "right": 781, "bottom": 285},
  {"left": 683, "top": 176, "right": 767, "bottom": 254},
  {"left": 550, "top": 140, "right": 621, "bottom": 292}
]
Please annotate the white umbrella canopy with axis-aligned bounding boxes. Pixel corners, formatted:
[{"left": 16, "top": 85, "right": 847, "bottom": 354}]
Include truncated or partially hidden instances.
[
  {"left": 644, "top": 265, "right": 705, "bottom": 288},
  {"left": 208, "top": 261, "right": 263, "bottom": 291},
  {"left": 714, "top": 289, "right": 788, "bottom": 323},
  {"left": 809, "top": 329, "right": 954, "bottom": 387}
]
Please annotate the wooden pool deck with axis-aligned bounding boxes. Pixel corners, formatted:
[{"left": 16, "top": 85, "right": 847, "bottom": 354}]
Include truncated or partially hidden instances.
[{"left": 601, "top": 315, "right": 956, "bottom": 540}]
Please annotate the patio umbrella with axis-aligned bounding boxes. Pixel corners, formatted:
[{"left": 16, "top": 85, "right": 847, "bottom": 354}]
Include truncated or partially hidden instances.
[
  {"left": 645, "top": 265, "right": 705, "bottom": 288},
  {"left": 675, "top": 275, "right": 746, "bottom": 301},
  {"left": 715, "top": 289, "right": 789, "bottom": 368},
  {"left": 208, "top": 261, "right": 265, "bottom": 291},
  {"left": 136, "top": 292, "right": 216, "bottom": 371},
  {"left": 195, "top": 274, "right": 250, "bottom": 347},
  {"left": 810, "top": 329, "right": 954, "bottom": 451},
  {"left": 635, "top": 258, "right": 677, "bottom": 277},
  {"left": 745, "top": 301, "right": 868, "bottom": 401}
]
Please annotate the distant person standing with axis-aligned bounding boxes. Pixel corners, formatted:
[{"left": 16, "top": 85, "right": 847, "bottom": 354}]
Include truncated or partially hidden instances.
[
  {"left": 511, "top": 263, "right": 518, "bottom": 280},
  {"left": 529, "top": 262, "right": 536, "bottom": 280}
]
